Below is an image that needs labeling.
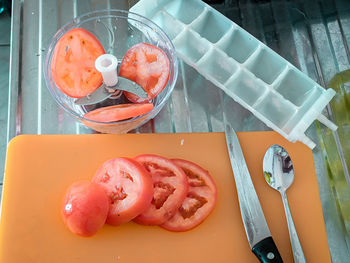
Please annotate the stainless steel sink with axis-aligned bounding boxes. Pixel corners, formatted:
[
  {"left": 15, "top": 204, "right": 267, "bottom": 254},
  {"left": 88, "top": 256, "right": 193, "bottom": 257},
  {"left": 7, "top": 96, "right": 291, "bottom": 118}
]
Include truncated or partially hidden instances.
[
  {"left": 3, "top": 0, "right": 350, "bottom": 261},
  {"left": 0, "top": 11, "right": 11, "bottom": 196}
]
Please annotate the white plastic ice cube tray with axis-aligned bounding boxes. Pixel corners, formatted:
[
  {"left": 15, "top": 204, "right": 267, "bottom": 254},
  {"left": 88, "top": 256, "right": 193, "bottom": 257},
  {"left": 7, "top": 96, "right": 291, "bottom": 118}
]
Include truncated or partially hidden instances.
[{"left": 130, "top": 0, "right": 337, "bottom": 149}]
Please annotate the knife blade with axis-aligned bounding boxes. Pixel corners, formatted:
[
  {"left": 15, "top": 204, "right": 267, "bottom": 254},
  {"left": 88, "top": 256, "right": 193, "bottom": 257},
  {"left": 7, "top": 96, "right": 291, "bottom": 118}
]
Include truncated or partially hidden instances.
[
  {"left": 225, "top": 123, "right": 283, "bottom": 263},
  {"left": 75, "top": 77, "right": 148, "bottom": 105}
]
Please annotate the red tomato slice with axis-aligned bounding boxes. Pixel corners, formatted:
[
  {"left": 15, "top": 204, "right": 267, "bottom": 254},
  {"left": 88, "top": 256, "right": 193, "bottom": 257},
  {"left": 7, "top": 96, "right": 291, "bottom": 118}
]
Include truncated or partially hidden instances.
[
  {"left": 119, "top": 43, "right": 170, "bottom": 103},
  {"left": 161, "top": 159, "right": 218, "bottom": 232},
  {"left": 92, "top": 158, "right": 154, "bottom": 226},
  {"left": 61, "top": 181, "right": 109, "bottom": 237},
  {"left": 133, "top": 154, "right": 189, "bottom": 225},
  {"left": 83, "top": 103, "right": 154, "bottom": 122},
  {"left": 51, "top": 28, "right": 105, "bottom": 98}
]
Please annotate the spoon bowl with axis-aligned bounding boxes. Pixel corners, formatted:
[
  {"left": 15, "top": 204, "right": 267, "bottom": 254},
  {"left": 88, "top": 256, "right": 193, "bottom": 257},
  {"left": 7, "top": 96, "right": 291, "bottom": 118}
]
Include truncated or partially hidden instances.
[
  {"left": 263, "top": 144, "right": 306, "bottom": 263},
  {"left": 263, "top": 144, "right": 294, "bottom": 191}
]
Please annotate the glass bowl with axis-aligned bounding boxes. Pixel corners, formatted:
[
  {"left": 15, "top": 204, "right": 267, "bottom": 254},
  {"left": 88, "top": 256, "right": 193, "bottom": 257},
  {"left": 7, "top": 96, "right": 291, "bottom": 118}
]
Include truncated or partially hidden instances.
[{"left": 44, "top": 9, "right": 178, "bottom": 133}]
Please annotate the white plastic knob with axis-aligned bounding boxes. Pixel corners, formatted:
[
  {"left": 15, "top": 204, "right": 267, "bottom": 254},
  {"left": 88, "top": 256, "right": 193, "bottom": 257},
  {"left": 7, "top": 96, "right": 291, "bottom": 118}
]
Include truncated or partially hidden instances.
[
  {"left": 95, "top": 54, "right": 118, "bottom": 87},
  {"left": 317, "top": 114, "right": 338, "bottom": 131}
]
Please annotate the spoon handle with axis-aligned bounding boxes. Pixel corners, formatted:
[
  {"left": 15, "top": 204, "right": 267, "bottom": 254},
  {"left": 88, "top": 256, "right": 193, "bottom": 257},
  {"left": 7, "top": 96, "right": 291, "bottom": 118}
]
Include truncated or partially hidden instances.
[{"left": 281, "top": 192, "right": 306, "bottom": 263}]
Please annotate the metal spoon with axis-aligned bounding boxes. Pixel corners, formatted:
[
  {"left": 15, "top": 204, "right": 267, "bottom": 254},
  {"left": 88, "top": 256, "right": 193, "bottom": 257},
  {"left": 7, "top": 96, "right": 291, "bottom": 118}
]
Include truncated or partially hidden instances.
[{"left": 263, "top": 144, "right": 306, "bottom": 263}]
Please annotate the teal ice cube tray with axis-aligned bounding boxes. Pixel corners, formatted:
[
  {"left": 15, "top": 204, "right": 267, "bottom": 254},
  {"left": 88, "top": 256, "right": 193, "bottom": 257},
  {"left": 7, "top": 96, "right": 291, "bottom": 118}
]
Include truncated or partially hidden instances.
[{"left": 130, "top": 0, "right": 337, "bottom": 149}]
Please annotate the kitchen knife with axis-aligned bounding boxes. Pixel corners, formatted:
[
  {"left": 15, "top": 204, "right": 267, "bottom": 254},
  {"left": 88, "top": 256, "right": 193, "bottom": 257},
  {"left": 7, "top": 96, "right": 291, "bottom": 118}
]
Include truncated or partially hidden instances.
[
  {"left": 75, "top": 77, "right": 148, "bottom": 105},
  {"left": 225, "top": 123, "right": 283, "bottom": 263}
]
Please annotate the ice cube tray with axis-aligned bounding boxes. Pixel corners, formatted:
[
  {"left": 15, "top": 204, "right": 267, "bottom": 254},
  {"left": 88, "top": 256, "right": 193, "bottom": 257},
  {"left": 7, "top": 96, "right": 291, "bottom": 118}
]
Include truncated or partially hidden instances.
[{"left": 130, "top": 0, "right": 337, "bottom": 149}]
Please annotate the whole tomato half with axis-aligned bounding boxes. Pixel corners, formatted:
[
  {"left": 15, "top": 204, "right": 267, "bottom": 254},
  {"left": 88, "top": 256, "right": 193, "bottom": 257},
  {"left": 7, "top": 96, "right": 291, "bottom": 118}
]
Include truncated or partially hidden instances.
[{"left": 62, "top": 181, "right": 109, "bottom": 237}]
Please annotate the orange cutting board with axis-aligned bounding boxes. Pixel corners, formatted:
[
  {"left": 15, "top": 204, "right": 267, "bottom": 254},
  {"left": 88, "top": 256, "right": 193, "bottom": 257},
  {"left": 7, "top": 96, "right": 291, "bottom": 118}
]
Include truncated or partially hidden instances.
[{"left": 0, "top": 132, "right": 330, "bottom": 263}]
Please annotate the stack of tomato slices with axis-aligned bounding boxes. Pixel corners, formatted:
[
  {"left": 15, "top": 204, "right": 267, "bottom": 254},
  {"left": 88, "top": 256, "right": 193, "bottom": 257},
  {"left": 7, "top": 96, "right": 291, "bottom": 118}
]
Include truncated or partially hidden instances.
[
  {"left": 62, "top": 154, "right": 218, "bottom": 237},
  {"left": 51, "top": 28, "right": 170, "bottom": 123}
]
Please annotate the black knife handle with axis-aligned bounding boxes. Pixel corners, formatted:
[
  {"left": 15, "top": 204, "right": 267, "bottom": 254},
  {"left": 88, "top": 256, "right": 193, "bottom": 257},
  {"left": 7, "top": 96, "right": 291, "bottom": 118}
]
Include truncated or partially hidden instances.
[{"left": 252, "top": 237, "right": 284, "bottom": 263}]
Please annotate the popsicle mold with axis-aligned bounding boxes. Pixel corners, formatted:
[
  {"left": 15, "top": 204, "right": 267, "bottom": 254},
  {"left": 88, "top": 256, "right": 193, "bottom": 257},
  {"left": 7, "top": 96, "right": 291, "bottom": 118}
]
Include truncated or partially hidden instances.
[{"left": 131, "top": 0, "right": 337, "bottom": 149}]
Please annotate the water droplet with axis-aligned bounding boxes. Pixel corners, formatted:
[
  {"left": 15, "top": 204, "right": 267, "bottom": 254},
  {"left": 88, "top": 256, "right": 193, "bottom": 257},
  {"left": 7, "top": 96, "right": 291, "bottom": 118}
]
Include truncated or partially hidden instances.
[
  {"left": 97, "top": 19, "right": 101, "bottom": 23},
  {"left": 113, "top": 26, "right": 117, "bottom": 31}
]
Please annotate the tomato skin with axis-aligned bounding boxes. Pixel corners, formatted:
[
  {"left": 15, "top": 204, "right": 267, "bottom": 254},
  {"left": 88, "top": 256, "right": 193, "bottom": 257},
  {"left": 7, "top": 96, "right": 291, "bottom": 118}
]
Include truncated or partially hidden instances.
[
  {"left": 119, "top": 43, "right": 170, "bottom": 103},
  {"left": 92, "top": 158, "right": 154, "bottom": 226},
  {"left": 61, "top": 181, "right": 109, "bottom": 237},
  {"left": 133, "top": 154, "right": 189, "bottom": 225},
  {"left": 161, "top": 159, "right": 218, "bottom": 232},
  {"left": 83, "top": 103, "right": 154, "bottom": 123},
  {"left": 51, "top": 28, "right": 105, "bottom": 98}
]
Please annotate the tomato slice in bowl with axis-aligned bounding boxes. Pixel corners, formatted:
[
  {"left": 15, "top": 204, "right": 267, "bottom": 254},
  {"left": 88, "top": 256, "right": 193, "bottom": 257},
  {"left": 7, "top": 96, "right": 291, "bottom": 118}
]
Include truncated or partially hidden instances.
[
  {"left": 161, "top": 159, "right": 218, "bottom": 232},
  {"left": 119, "top": 43, "right": 170, "bottom": 103},
  {"left": 51, "top": 28, "right": 105, "bottom": 98},
  {"left": 83, "top": 103, "right": 154, "bottom": 123},
  {"left": 133, "top": 154, "right": 189, "bottom": 225},
  {"left": 61, "top": 181, "right": 109, "bottom": 237},
  {"left": 92, "top": 158, "right": 154, "bottom": 226}
]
